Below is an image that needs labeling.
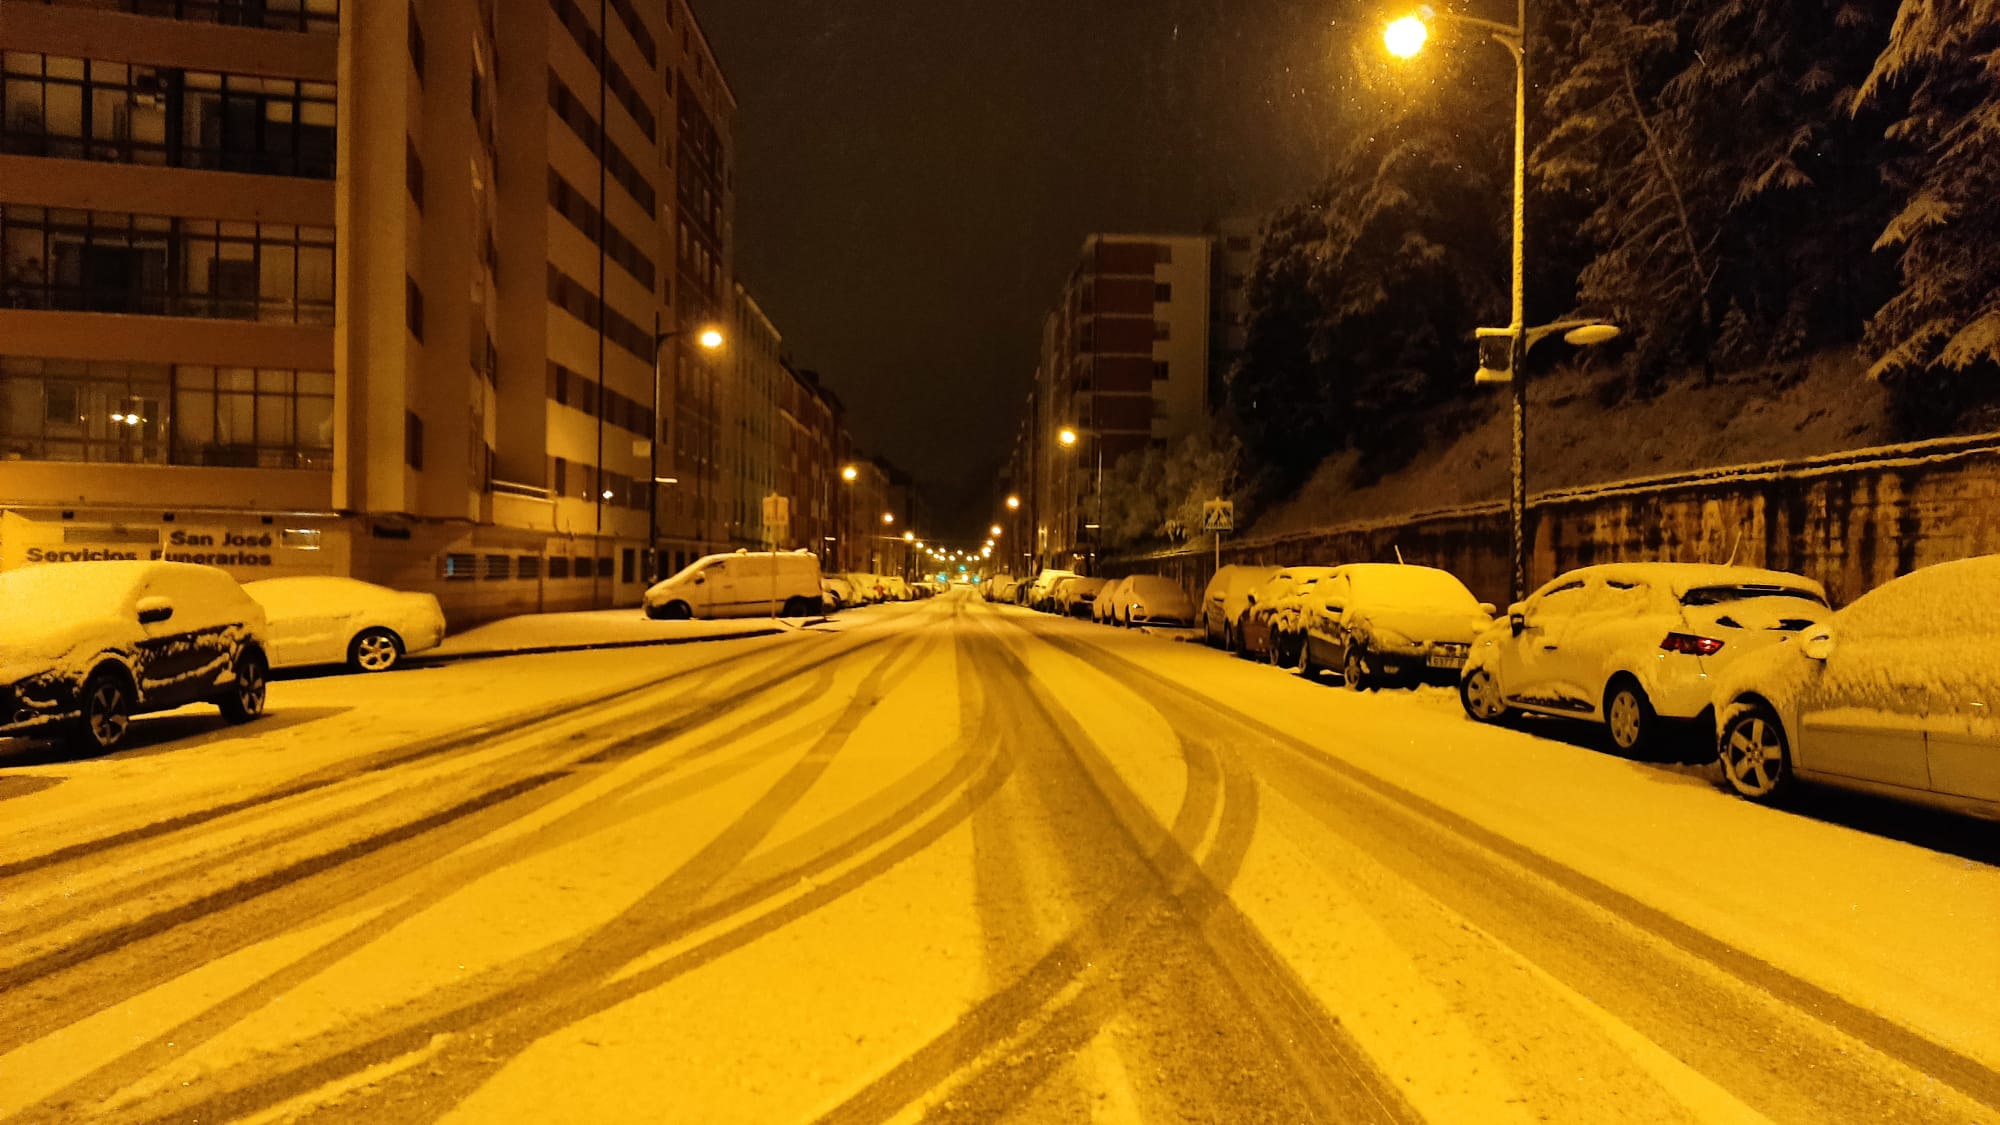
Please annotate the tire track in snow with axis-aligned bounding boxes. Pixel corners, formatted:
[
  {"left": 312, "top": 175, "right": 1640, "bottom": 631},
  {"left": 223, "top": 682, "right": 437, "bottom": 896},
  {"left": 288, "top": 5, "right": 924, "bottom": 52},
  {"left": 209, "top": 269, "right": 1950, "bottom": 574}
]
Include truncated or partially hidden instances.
[
  {"left": 1035, "top": 620, "right": 2000, "bottom": 1123},
  {"left": 0, "top": 623, "right": 916, "bottom": 1058},
  {"left": 90, "top": 616, "right": 1000, "bottom": 1124},
  {"left": 812, "top": 605, "right": 1414, "bottom": 1125}
]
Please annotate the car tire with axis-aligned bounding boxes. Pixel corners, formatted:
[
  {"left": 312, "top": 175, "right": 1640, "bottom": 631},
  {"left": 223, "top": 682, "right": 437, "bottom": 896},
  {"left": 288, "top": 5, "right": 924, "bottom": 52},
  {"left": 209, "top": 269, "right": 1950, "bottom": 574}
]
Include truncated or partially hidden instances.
[
  {"left": 1343, "top": 647, "right": 1369, "bottom": 691},
  {"left": 218, "top": 647, "right": 269, "bottom": 724},
  {"left": 1604, "top": 677, "right": 1656, "bottom": 755},
  {"left": 1295, "top": 637, "right": 1318, "bottom": 679},
  {"left": 781, "top": 595, "right": 813, "bottom": 617},
  {"left": 659, "top": 601, "right": 692, "bottom": 621},
  {"left": 1460, "top": 666, "right": 1509, "bottom": 722},
  {"left": 349, "top": 627, "right": 404, "bottom": 673},
  {"left": 1719, "top": 700, "right": 1795, "bottom": 804},
  {"left": 71, "top": 667, "right": 134, "bottom": 753}
]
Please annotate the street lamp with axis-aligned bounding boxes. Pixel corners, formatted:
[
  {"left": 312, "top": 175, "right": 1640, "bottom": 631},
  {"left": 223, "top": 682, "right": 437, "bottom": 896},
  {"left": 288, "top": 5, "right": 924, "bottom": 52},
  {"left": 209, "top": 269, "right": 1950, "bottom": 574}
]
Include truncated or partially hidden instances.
[
  {"left": 649, "top": 320, "right": 724, "bottom": 580},
  {"left": 1056, "top": 423, "right": 1102, "bottom": 574},
  {"left": 1005, "top": 495, "right": 1020, "bottom": 510},
  {"left": 841, "top": 465, "right": 858, "bottom": 482},
  {"left": 989, "top": 524, "right": 1003, "bottom": 538},
  {"left": 1385, "top": 5, "right": 1619, "bottom": 601},
  {"left": 882, "top": 512, "right": 894, "bottom": 525}
]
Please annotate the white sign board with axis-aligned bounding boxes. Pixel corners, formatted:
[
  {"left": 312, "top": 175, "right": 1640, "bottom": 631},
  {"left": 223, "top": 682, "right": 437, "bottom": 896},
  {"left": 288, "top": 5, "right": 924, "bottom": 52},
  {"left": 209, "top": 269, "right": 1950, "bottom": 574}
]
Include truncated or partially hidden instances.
[
  {"left": 1201, "top": 499, "right": 1234, "bottom": 533},
  {"left": 762, "top": 494, "right": 792, "bottom": 542}
]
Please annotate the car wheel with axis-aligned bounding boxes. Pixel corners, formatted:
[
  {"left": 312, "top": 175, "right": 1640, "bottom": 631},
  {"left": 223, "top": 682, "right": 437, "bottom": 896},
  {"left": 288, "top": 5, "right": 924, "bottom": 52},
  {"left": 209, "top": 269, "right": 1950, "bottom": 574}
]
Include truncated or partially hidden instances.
[
  {"left": 219, "top": 647, "right": 269, "bottom": 724},
  {"left": 72, "top": 668, "right": 134, "bottom": 753},
  {"left": 1460, "top": 667, "right": 1508, "bottom": 722},
  {"left": 1295, "top": 637, "right": 1318, "bottom": 679},
  {"left": 349, "top": 627, "right": 404, "bottom": 673},
  {"left": 1604, "top": 677, "right": 1656, "bottom": 754},
  {"left": 661, "top": 601, "right": 692, "bottom": 621},
  {"left": 1719, "top": 701, "right": 1794, "bottom": 804},
  {"left": 1343, "top": 647, "right": 1369, "bottom": 691}
]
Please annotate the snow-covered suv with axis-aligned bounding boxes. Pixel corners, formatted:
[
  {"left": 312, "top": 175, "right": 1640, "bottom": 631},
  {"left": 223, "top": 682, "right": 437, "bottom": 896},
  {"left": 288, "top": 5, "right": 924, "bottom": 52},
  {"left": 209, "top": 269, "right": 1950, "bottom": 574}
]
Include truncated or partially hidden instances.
[{"left": 0, "top": 561, "right": 271, "bottom": 752}]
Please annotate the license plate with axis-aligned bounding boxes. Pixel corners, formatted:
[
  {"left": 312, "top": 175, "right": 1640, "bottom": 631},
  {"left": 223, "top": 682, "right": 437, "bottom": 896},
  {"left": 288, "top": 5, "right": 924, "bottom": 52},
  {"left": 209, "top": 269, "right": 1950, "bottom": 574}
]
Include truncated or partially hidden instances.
[{"left": 1427, "top": 653, "right": 1465, "bottom": 669}]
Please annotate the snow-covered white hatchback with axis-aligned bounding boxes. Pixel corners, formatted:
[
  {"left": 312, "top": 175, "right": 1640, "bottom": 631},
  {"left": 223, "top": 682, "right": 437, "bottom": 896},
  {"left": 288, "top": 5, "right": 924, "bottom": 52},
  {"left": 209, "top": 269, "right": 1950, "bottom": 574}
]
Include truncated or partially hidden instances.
[
  {"left": 1712, "top": 555, "right": 2000, "bottom": 818},
  {"left": 0, "top": 561, "right": 270, "bottom": 752},
  {"left": 1293, "top": 563, "right": 1495, "bottom": 690},
  {"left": 1460, "top": 563, "right": 1831, "bottom": 754},
  {"left": 244, "top": 576, "right": 445, "bottom": 673}
]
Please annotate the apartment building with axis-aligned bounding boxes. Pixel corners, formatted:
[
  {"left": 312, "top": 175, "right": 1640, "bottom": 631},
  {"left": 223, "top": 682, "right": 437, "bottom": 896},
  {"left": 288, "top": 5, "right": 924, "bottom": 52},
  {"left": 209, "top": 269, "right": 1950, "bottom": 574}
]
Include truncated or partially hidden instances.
[
  {"left": 776, "top": 364, "right": 838, "bottom": 561},
  {"left": 0, "top": 0, "right": 745, "bottom": 623},
  {"left": 726, "top": 285, "right": 780, "bottom": 547},
  {"left": 1033, "top": 233, "right": 1214, "bottom": 569}
]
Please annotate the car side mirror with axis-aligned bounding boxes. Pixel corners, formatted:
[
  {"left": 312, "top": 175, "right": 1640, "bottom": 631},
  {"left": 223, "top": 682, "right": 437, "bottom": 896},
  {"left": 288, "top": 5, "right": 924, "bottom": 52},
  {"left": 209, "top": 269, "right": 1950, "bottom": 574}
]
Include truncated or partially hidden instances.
[
  {"left": 693, "top": 575, "right": 706, "bottom": 585},
  {"left": 1478, "top": 602, "right": 1497, "bottom": 617},
  {"left": 1802, "top": 629, "right": 1834, "bottom": 662},
  {"left": 137, "top": 596, "right": 174, "bottom": 625},
  {"left": 1509, "top": 612, "right": 1526, "bottom": 636}
]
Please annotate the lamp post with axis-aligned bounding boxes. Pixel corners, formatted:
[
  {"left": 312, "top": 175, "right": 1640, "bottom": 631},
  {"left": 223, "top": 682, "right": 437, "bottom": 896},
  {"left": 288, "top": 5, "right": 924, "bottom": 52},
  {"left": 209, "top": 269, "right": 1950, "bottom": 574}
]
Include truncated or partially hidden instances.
[
  {"left": 1056, "top": 425, "right": 1102, "bottom": 575},
  {"left": 1385, "top": 6, "right": 1619, "bottom": 602},
  {"left": 649, "top": 320, "right": 724, "bottom": 581}
]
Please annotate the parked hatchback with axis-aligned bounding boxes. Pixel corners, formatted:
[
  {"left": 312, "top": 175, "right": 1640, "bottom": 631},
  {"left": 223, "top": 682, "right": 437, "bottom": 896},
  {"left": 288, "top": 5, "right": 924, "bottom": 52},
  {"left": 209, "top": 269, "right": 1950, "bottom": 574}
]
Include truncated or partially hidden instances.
[
  {"left": 245, "top": 576, "right": 445, "bottom": 673},
  {"left": 1293, "top": 563, "right": 1495, "bottom": 689},
  {"left": 1460, "top": 563, "right": 1830, "bottom": 753},
  {"left": 1201, "top": 564, "right": 1279, "bottom": 649},
  {"left": 1712, "top": 555, "right": 1999, "bottom": 818},
  {"left": 0, "top": 561, "right": 270, "bottom": 752}
]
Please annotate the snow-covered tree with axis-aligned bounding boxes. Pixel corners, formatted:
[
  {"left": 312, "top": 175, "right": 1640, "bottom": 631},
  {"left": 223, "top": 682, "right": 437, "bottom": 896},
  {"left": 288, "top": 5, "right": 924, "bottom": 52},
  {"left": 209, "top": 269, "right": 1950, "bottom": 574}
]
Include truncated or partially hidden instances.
[{"left": 1856, "top": 0, "right": 2000, "bottom": 418}]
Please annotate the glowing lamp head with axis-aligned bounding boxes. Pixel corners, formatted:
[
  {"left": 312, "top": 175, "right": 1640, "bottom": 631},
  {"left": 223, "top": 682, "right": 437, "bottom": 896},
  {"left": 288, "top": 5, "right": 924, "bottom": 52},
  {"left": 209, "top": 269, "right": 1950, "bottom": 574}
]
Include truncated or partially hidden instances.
[
  {"left": 989, "top": 524, "right": 1003, "bottom": 537},
  {"left": 696, "top": 328, "right": 725, "bottom": 350},
  {"left": 842, "top": 465, "right": 859, "bottom": 482},
  {"left": 1384, "top": 14, "right": 1429, "bottom": 58},
  {"left": 1057, "top": 427, "right": 1078, "bottom": 447},
  {"left": 1006, "top": 495, "right": 1020, "bottom": 510},
  {"left": 903, "top": 530, "right": 915, "bottom": 542},
  {"left": 882, "top": 512, "right": 894, "bottom": 525}
]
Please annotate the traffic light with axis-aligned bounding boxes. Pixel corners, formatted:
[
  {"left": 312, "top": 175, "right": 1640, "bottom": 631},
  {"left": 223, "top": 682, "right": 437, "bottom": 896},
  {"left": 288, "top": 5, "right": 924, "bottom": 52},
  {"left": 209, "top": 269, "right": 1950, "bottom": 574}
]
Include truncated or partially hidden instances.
[{"left": 1475, "top": 327, "right": 1516, "bottom": 384}]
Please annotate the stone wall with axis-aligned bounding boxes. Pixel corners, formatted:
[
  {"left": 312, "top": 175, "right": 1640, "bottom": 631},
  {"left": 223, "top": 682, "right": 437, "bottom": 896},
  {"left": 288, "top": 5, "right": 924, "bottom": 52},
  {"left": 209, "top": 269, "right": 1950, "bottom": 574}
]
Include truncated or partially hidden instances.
[{"left": 1119, "top": 432, "right": 2000, "bottom": 609}]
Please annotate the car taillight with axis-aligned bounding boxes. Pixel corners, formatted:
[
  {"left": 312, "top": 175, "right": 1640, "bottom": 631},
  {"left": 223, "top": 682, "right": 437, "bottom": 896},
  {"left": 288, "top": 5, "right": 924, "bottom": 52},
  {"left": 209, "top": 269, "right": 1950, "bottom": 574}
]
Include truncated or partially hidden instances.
[{"left": 1660, "top": 632, "right": 1724, "bottom": 656}]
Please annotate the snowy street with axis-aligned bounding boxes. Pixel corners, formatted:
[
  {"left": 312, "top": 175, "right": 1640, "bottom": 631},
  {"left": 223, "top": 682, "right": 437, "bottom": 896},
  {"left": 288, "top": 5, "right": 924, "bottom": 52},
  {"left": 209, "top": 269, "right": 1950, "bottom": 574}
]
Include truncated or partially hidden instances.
[{"left": 1, "top": 586, "right": 1996, "bottom": 1124}]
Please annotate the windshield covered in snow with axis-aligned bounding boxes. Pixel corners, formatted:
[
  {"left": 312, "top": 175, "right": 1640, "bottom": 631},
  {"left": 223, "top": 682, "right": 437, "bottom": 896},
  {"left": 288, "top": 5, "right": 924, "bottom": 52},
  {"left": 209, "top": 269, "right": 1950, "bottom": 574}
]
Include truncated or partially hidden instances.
[
  {"left": 1349, "top": 567, "right": 1480, "bottom": 612},
  {"left": 1682, "top": 584, "right": 1827, "bottom": 609},
  {"left": 0, "top": 564, "right": 144, "bottom": 619}
]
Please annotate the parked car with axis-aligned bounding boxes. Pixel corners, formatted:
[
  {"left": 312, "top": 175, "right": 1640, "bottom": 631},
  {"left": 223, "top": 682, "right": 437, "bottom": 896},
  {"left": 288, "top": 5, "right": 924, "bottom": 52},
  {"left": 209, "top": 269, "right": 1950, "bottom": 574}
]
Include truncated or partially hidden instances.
[
  {"left": 645, "top": 551, "right": 824, "bottom": 619},
  {"left": 1288, "top": 564, "right": 1494, "bottom": 690},
  {"left": 882, "top": 575, "right": 912, "bottom": 602},
  {"left": 0, "top": 561, "right": 270, "bottom": 752},
  {"left": 1712, "top": 555, "right": 1999, "bottom": 818},
  {"left": 847, "top": 573, "right": 887, "bottom": 604},
  {"left": 245, "top": 576, "right": 445, "bottom": 673},
  {"left": 1201, "top": 564, "right": 1279, "bottom": 649},
  {"left": 821, "top": 576, "right": 855, "bottom": 612},
  {"left": 1094, "top": 576, "right": 1132, "bottom": 624},
  {"left": 1238, "top": 567, "right": 1338, "bottom": 662},
  {"left": 1115, "top": 575, "right": 1197, "bottom": 628},
  {"left": 1057, "top": 576, "right": 1108, "bottom": 617},
  {"left": 1026, "top": 568, "right": 1077, "bottom": 611},
  {"left": 1460, "top": 563, "right": 1831, "bottom": 753}
]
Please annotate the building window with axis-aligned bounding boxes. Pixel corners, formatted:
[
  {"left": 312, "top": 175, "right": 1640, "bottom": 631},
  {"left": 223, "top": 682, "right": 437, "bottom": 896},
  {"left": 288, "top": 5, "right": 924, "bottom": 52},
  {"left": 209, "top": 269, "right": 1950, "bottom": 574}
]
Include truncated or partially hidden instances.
[
  {"left": 170, "top": 365, "right": 334, "bottom": 469},
  {"left": 1154, "top": 283, "right": 1172, "bottom": 302},
  {"left": 483, "top": 554, "right": 510, "bottom": 580},
  {"left": 1153, "top": 321, "right": 1170, "bottom": 341},
  {"left": 0, "top": 355, "right": 168, "bottom": 464},
  {"left": 408, "top": 8, "right": 426, "bottom": 82},
  {"left": 0, "top": 54, "right": 336, "bottom": 178},
  {"left": 1152, "top": 360, "right": 1170, "bottom": 381},
  {"left": 0, "top": 206, "right": 333, "bottom": 322},
  {"left": 406, "top": 276, "right": 424, "bottom": 341},
  {"left": 517, "top": 555, "right": 543, "bottom": 580},
  {"left": 547, "top": 555, "right": 571, "bottom": 579},
  {"left": 405, "top": 137, "right": 424, "bottom": 210},
  {"left": 621, "top": 547, "right": 637, "bottom": 583},
  {"left": 404, "top": 410, "right": 423, "bottom": 469},
  {"left": 37, "top": 0, "right": 341, "bottom": 33},
  {"left": 552, "top": 455, "right": 568, "bottom": 494},
  {"left": 441, "top": 553, "right": 476, "bottom": 580}
]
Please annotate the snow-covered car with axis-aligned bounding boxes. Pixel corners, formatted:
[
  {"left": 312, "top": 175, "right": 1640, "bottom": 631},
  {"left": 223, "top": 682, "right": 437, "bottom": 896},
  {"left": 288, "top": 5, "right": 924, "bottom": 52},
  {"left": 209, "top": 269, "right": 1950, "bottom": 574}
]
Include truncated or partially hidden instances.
[
  {"left": 0, "top": 561, "right": 270, "bottom": 752},
  {"left": 1290, "top": 564, "right": 1495, "bottom": 689},
  {"left": 1460, "top": 563, "right": 1831, "bottom": 754},
  {"left": 1056, "top": 576, "right": 1108, "bottom": 617},
  {"left": 882, "top": 575, "right": 912, "bottom": 602},
  {"left": 846, "top": 573, "right": 886, "bottom": 604},
  {"left": 1201, "top": 564, "right": 1278, "bottom": 649},
  {"left": 244, "top": 576, "right": 445, "bottom": 673},
  {"left": 1111, "top": 575, "right": 1197, "bottom": 628},
  {"left": 1025, "top": 568, "right": 1077, "bottom": 611},
  {"left": 647, "top": 552, "right": 824, "bottom": 619},
  {"left": 821, "top": 576, "right": 854, "bottom": 612},
  {"left": 1238, "top": 567, "right": 1337, "bottom": 662},
  {"left": 1094, "top": 576, "right": 1132, "bottom": 624},
  {"left": 1712, "top": 555, "right": 2000, "bottom": 818}
]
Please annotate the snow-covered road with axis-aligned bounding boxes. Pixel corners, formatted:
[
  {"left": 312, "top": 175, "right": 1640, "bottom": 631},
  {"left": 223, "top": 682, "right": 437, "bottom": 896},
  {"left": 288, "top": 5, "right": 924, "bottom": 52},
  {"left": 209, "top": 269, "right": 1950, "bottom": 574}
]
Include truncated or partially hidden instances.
[{"left": 1, "top": 588, "right": 1995, "bottom": 1123}]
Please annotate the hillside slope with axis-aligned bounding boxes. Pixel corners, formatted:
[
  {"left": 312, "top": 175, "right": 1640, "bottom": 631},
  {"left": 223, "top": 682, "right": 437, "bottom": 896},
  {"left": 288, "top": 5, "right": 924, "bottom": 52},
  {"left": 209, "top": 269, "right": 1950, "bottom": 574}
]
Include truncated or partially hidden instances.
[{"left": 1248, "top": 351, "right": 1903, "bottom": 538}]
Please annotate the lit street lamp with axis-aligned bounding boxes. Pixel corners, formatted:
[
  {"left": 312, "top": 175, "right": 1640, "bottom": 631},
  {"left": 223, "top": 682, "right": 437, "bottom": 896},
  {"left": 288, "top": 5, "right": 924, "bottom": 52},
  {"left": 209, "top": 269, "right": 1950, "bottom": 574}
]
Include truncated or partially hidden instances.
[
  {"left": 648, "top": 321, "right": 724, "bottom": 580},
  {"left": 1005, "top": 495, "right": 1020, "bottom": 511},
  {"left": 1384, "top": 4, "right": 1619, "bottom": 601},
  {"left": 1056, "top": 424, "right": 1102, "bottom": 574}
]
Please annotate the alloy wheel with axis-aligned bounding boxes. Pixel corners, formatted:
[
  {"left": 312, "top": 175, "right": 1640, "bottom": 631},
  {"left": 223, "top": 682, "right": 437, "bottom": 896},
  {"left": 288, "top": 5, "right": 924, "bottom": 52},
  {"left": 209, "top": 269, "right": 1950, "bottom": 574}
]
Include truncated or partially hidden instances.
[
  {"left": 1721, "top": 710, "right": 1789, "bottom": 799},
  {"left": 354, "top": 630, "right": 401, "bottom": 672},
  {"left": 1461, "top": 668, "right": 1505, "bottom": 721},
  {"left": 85, "top": 678, "right": 130, "bottom": 748}
]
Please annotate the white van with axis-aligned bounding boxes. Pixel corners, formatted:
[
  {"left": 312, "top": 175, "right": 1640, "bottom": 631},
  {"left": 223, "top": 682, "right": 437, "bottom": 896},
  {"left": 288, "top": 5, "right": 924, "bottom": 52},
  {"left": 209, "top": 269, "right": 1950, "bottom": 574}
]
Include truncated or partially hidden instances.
[{"left": 643, "top": 551, "right": 823, "bottom": 620}]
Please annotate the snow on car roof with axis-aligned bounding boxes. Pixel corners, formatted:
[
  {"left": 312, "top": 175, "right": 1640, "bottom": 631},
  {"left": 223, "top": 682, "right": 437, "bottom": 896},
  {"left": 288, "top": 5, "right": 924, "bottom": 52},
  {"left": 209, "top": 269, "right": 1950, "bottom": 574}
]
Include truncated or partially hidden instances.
[
  {"left": 0, "top": 561, "right": 209, "bottom": 631},
  {"left": 1551, "top": 562, "right": 1825, "bottom": 599}
]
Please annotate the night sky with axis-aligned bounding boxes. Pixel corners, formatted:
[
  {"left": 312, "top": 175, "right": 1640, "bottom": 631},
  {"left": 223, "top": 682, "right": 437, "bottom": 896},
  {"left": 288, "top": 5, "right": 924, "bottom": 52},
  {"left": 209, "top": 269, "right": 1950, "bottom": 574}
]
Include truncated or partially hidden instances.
[{"left": 690, "top": 1, "right": 1349, "bottom": 537}]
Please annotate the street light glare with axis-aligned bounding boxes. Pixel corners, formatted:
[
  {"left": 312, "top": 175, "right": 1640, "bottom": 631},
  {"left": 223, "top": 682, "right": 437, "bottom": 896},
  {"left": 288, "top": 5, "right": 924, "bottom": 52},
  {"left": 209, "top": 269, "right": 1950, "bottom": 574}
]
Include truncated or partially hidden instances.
[
  {"left": 1057, "top": 427, "right": 1078, "bottom": 447},
  {"left": 841, "top": 465, "right": 858, "bottom": 482},
  {"left": 989, "top": 524, "right": 1003, "bottom": 537},
  {"left": 903, "top": 530, "right": 915, "bottom": 542},
  {"left": 696, "top": 327, "right": 725, "bottom": 350},
  {"left": 882, "top": 512, "right": 894, "bottom": 524},
  {"left": 1385, "top": 14, "right": 1428, "bottom": 58},
  {"left": 1006, "top": 495, "right": 1020, "bottom": 510}
]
